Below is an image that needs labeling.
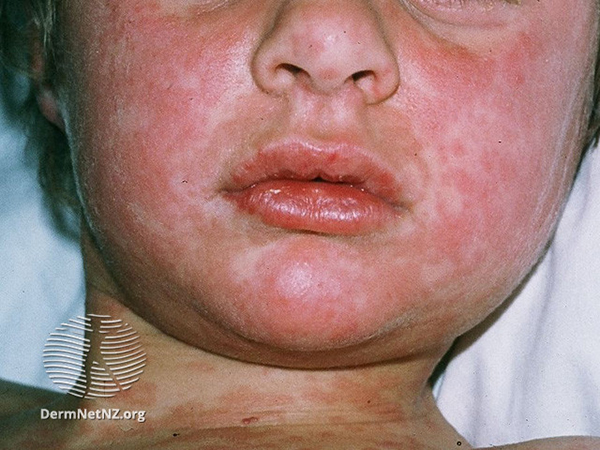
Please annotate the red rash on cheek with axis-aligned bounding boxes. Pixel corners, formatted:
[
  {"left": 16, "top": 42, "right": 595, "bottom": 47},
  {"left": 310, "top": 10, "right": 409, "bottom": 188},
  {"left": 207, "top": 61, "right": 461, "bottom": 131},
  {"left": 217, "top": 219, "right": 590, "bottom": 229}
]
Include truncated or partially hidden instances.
[
  {"left": 65, "top": 0, "right": 252, "bottom": 141},
  {"left": 66, "top": 4, "right": 256, "bottom": 236},
  {"left": 397, "top": 23, "right": 586, "bottom": 274}
]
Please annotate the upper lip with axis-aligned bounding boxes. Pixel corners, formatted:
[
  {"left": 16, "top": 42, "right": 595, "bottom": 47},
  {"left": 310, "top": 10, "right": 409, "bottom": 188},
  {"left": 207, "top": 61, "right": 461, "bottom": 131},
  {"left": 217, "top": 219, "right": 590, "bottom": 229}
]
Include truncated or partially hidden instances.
[{"left": 222, "top": 141, "right": 407, "bottom": 209}]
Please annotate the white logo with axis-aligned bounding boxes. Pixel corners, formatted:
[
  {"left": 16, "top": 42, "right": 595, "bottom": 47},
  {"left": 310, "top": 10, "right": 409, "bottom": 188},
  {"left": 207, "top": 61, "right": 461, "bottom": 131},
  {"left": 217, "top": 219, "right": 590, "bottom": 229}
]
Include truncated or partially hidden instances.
[{"left": 43, "top": 314, "right": 146, "bottom": 399}]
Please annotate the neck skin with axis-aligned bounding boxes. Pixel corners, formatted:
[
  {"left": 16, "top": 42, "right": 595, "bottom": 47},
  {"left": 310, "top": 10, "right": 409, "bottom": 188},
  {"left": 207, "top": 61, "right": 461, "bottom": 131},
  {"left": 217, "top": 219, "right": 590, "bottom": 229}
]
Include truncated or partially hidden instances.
[{"left": 64, "top": 229, "right": 468, "bottom": 447}]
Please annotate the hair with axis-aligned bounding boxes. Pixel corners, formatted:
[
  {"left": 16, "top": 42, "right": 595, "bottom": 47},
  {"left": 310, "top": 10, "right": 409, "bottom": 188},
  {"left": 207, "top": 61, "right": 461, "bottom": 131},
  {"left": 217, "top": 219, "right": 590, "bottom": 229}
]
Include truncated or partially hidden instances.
[
  {"left": 0, "top": 0, "right": 77, "bottom": 235},
  {"left": 1, "top": 0, "right": 600, "bottom": 225}
]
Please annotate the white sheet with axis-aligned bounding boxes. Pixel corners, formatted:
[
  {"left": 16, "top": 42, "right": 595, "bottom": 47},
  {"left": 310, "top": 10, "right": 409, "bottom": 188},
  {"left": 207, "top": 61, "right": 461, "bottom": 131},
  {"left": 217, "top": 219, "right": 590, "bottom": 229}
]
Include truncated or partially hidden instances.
[
  {"left": 0, "top": 84, "right": 84, "bottom": 391},
  {"left": 436, "top": 145, "right": 600, "bottom": 446}
]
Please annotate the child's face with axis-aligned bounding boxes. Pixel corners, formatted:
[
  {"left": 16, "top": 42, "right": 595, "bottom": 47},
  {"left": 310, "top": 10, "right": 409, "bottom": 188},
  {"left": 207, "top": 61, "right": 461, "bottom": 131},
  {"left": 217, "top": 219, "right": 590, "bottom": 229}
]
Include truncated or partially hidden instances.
[{"left": 54, "top": 1, "right": 597, "bottom": 365}]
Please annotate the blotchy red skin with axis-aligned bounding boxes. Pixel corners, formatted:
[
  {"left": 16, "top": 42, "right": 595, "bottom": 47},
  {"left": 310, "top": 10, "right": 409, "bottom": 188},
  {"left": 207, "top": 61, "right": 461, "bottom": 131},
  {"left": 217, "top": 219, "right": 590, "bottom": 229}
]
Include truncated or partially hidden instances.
[{"left": 53, "top": 0, "right": 598, "bottom": 363}]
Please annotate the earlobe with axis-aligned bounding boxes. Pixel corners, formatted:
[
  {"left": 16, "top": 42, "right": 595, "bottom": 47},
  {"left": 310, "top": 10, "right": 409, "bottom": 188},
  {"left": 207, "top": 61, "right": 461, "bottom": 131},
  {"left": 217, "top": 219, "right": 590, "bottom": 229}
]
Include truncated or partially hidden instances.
[
  {"left": 30, "top": 35, "right": 65, "bottom": 131},
  {"left": 36, "top": 84, "right": 65, "bottom": 131}
]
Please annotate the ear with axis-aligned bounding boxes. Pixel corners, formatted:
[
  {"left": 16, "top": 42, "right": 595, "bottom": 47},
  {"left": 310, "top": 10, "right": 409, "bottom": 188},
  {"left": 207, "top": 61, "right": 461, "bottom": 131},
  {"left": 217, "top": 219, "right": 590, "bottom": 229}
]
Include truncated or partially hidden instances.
[
  {"left": 36, "top": 84, "right": 65, "bottom": 131},
  {"left": 30, "top": 35, "right": 65, "bottom": 131}
]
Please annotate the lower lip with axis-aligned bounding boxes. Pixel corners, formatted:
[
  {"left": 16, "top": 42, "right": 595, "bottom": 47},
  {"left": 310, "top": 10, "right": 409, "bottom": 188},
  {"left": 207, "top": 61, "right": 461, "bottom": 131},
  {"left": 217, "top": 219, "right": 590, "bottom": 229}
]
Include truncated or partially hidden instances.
[{"left": 225, "top": 180, "right": 400, "bottom": 235}]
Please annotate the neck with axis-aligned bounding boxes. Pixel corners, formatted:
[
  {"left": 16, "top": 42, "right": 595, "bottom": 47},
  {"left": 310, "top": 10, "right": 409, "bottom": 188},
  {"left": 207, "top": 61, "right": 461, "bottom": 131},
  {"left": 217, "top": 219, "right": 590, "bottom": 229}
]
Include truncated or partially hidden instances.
[{"left": 78, "top": 289, "right": 450, "bottom": 433}]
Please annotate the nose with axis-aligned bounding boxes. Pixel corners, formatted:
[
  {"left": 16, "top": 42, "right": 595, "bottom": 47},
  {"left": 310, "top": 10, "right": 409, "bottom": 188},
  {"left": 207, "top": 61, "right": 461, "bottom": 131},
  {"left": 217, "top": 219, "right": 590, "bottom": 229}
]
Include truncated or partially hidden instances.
[{"left": 252, "top": 0, "right": 400, "bottom": 104}]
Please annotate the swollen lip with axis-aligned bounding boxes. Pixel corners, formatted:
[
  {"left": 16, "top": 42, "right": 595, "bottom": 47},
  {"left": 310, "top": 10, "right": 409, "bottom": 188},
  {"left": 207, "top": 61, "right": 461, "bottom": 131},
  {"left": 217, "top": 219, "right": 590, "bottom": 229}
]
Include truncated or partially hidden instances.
[{"left": 226, "top": 179, "right": 400, "bottom": 235}]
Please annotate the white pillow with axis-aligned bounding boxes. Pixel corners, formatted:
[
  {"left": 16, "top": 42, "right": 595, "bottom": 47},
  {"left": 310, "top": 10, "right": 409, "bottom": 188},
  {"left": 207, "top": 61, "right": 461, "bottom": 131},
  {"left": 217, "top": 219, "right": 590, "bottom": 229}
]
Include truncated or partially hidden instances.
[
  {"left": 436, "top": 145, "right": 600, "bottom": 446},
  {"left": 0, "top": 86, "right": 84, "bottom": 391}
]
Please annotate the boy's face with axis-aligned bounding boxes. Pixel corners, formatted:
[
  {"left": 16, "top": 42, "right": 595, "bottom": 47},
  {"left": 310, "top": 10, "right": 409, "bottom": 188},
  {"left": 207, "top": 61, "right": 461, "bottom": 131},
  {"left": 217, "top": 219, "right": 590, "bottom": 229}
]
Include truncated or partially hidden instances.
[{"left": 54, "top": 0, "right": 597, "bottom": 365}]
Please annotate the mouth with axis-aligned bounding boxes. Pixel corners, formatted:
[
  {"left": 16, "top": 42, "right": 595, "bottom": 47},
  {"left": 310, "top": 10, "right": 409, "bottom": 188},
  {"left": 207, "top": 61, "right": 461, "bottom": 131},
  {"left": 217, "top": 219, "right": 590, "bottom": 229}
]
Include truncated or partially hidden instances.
[{"left": 222, "top": 143, "right": 408, "bottom": 235}]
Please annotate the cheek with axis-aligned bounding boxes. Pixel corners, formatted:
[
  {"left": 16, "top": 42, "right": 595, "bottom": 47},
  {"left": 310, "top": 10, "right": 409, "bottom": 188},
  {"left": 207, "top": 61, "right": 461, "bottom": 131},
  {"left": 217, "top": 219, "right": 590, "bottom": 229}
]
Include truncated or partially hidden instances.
[
  {"left": 395, "top": 25, "right": 591, "bottom": 285},
  {"left": 66, "top": 10, "right": 254, "bottom": 245}
]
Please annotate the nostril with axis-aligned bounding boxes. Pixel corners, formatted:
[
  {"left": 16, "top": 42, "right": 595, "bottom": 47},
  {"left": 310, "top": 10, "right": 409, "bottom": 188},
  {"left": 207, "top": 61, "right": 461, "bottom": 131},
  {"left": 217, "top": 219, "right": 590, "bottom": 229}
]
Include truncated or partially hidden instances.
[
  {"left": 261, "top": 62, "right": 308, "bottom": 94},
  {"left": 351, "top": 70, "right": 382, "bottom": 101},
  {"left": 279, "top": 63, "right": 304, "bottom": 76},
  {"left": 351, "top": 70, "right": 374, "bottom": 82}
]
